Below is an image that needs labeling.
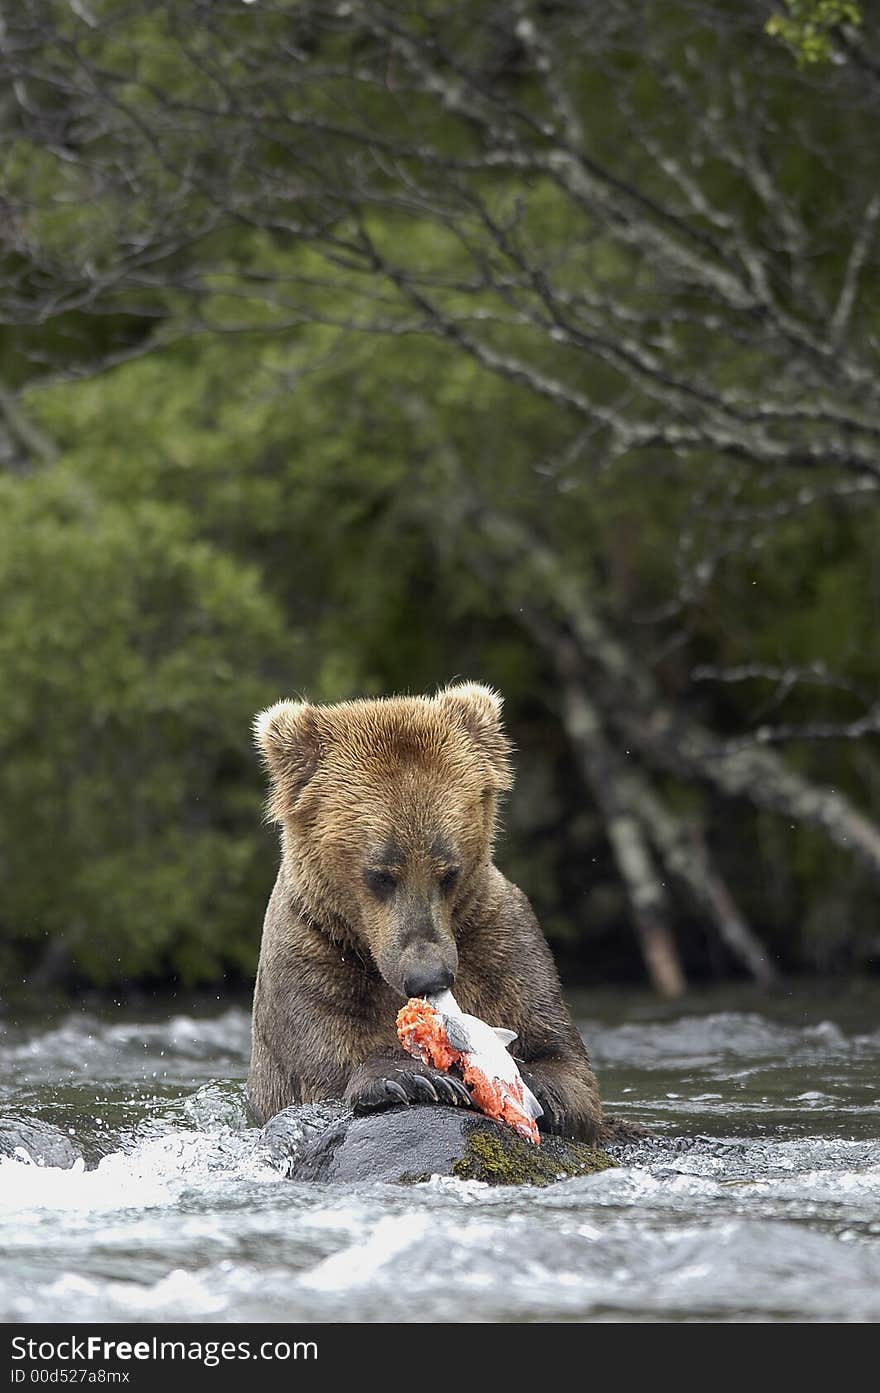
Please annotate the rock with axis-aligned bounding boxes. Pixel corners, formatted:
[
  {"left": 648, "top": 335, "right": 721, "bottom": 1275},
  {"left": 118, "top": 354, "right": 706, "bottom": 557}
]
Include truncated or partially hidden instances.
[
  {"left": 450, "top": 1121, "right": 617, "bottom": 1186},
  {"left": 259, "top": 1101, "right": 352, "bottom": 1175},
  {"left": 0, "top": 1116, "right": 83, "bottom": 1169},
  {"left": 266, "top": 1104, "right": 617, "bottom": 1186}
]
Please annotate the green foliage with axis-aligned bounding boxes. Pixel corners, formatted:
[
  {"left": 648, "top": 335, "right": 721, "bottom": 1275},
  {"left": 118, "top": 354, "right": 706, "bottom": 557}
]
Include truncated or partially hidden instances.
[
  {"left": 1, "top": 0, "right": 879, "bottom": 991},
  {"left": 0, "top": 470, "right": 291, "bottom": 985},
  {"left": 766, "top": 1, "right": 862, "bottom": 65}
]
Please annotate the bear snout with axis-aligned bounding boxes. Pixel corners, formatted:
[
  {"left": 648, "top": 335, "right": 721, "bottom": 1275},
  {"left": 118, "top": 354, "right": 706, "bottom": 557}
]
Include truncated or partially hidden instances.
[
  {"left": 402, "top": 964, "right": 454, "bottom": 999},
  {"left": 376, "top": 928, "right": 458, "bottom": 1001}
]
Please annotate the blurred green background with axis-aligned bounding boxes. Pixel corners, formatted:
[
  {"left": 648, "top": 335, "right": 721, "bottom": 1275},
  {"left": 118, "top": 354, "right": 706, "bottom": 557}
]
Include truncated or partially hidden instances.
[{"left": 1, "top": 1, "right": 878, "bottom": 997}]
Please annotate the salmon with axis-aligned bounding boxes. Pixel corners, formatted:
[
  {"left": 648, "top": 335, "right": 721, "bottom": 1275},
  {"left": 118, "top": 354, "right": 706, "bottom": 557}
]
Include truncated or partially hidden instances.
[{"left": 396, "top": 990, "right": 543, "bottom": 1144}]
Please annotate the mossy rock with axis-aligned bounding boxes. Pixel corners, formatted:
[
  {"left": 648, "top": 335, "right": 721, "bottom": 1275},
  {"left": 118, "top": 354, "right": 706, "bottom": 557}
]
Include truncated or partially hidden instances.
[
  {"left": 451, "top": 1124, "right": 616, "bottom": 1186},
  {"left": 279, "top": 1104, "right": 617, "bottom": 1186}
]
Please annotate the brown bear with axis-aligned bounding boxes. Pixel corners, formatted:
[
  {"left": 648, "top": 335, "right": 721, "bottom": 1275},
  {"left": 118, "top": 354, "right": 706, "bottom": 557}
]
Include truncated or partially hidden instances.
[{"left": 247, "top": 682, "right": 606, "bottom": 1143}]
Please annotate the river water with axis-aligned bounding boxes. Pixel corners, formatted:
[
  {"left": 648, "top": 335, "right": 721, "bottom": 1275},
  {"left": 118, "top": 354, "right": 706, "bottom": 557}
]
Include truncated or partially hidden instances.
[{"left": 1, "top": 985, "right": 878, "bottom": 1323}]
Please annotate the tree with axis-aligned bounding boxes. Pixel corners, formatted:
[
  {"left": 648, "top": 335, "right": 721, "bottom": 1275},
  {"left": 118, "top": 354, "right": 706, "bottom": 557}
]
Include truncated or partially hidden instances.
[
  {"left": 2, "top": 0, "right": 879, "bottom": 991},
  {"left": 0, "top": 464, "right": 291, "bottom": 986}
]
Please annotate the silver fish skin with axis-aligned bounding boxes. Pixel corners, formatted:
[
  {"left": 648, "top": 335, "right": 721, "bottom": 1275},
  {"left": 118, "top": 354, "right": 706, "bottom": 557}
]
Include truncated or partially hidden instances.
[{"left": 427, "top": 989, "right": 543, "bottom": 1122}]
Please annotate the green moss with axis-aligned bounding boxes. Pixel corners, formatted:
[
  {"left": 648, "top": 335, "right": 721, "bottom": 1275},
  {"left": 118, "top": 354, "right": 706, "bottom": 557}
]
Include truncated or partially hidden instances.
[{"left": 451, "top": 1124, "right": 617, "bottom": 1187}]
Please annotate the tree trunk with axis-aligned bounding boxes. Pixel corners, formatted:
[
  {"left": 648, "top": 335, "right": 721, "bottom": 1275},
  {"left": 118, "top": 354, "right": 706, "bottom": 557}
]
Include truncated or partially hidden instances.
[{"left": 553, "top": 633, "right": 687, "bottom": 998}]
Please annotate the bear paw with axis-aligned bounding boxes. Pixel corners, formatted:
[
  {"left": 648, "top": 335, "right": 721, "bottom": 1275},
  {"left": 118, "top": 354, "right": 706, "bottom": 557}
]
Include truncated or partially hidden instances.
[
  {"left": 519, "top": 1071, "right": 567, "bottom": 1135},
  {"left": 346, "top": 1063, "right": 473, "bottom": 1114}
]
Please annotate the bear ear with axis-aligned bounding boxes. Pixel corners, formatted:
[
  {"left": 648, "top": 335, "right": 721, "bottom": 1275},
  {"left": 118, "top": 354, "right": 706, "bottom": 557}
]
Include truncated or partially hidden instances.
[
  {"left": 437, "top": 682, "right": 514, "bottom": 791},
  {"left": 253, "top": 699, "right": 321, "bottom": 821}
]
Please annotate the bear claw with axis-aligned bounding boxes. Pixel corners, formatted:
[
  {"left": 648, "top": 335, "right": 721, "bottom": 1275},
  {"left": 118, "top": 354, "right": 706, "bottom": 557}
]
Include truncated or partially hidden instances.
[
  {"left": 410, "top": 1075, "right": 439, "bottom": 1103},
  {"left": 384, "top": 1080, "right": 410, "bottom": 1106},
  {"left": 520, "top": 1073, "right": 566, "bottom": 1134},
  {"left": 348, "top": 1065, "right": 476, "bottom": 1113},
  {"left": 433, "top": 1077, "right": 460, "bottom": 1105},
  {"left": 441, "top": 1076, "right": 473, "bottom": 1108}
]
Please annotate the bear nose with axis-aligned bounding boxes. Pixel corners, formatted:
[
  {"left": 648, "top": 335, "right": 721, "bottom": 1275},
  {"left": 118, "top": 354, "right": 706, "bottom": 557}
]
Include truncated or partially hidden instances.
[{"left": 403, "top": 966, "right": 454, "bottom": 1000}]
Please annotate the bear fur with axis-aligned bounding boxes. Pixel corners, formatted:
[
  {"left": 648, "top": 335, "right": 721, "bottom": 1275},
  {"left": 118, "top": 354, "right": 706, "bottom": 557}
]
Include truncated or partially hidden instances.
[{"left": 247, "top": 682, "right": 605, "bottom": 1143}]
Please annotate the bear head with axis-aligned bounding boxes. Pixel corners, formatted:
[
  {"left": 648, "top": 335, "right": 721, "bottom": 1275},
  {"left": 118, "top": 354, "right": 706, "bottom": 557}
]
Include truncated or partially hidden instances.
[{"left": 254, "top": 682, "right": 513, "bottom": 999}]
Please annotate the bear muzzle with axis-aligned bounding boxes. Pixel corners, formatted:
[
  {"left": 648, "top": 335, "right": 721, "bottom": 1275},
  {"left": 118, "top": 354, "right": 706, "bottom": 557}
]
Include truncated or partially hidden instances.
[
  {"left": 375, "top": 917, "right": 459, "bottom": 1000},
  {"left": 402, "top": 963, "right": 455, "bottom": 999}
]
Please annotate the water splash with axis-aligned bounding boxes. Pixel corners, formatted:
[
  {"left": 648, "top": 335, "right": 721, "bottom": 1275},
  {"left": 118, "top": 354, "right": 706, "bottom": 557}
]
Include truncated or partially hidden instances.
[{"left": 2, "top": 993, "right": 879, "bottom": 1322}]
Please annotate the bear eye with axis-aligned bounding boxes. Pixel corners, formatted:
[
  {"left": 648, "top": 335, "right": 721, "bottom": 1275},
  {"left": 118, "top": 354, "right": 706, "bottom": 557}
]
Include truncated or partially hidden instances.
[
  {"left": 439, "top": 865, "right": 461, "bottom": 892},
  {"left": 364, "top": 867, "right": 397, "bottom": 897}
]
